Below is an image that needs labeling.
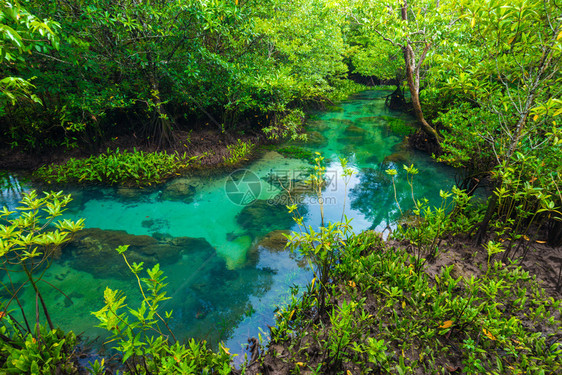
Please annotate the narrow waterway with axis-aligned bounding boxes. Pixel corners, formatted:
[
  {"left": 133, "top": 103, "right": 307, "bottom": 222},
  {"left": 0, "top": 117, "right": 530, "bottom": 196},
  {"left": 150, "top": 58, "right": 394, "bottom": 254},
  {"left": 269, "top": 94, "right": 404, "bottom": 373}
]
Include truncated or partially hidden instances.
[{"left": 0, "top": 90, "right": 456, "bottom": 358}]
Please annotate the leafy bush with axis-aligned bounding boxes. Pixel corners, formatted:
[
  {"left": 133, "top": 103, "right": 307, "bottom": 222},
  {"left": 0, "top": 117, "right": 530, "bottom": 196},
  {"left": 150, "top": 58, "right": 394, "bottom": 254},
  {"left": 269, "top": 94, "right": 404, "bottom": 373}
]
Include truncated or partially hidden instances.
[
  {"left": 34, "top": 148, "right": 201, "bottom": 186},
  {"left": 266, "top": 160, "right": 561, "bottom": 373}
]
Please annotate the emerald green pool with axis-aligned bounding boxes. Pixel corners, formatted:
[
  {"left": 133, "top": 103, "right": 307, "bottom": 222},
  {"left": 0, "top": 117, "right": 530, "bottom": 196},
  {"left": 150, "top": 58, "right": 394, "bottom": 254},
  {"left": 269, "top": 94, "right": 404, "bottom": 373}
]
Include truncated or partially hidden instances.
[{"left": 0, "top": 90, "right": 456, "bottom": 358}]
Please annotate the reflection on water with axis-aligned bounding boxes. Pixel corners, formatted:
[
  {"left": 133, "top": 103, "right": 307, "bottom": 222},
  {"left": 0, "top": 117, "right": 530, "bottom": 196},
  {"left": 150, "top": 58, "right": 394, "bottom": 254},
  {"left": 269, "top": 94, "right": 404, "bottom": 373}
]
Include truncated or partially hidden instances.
[{"left": 0, "top": 90, "right": 457, "bottom": 357}]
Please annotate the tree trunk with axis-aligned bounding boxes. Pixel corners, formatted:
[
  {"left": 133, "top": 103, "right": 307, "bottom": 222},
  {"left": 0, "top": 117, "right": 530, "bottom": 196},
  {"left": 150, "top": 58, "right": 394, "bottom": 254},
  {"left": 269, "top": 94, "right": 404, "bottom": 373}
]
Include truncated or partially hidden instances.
[
  {"left": 403, "top": 51, "right": 441, "bottom": 142},
  {"left": 400, "top": 0, "right": 441, "bottom": 143}
]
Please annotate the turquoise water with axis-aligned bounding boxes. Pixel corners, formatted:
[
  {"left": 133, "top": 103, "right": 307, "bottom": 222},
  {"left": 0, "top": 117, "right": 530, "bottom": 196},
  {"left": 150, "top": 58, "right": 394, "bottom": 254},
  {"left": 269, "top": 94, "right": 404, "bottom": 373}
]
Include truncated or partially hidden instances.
[{"left": 0, "top": 90, "right": 456, "bottom": 359}]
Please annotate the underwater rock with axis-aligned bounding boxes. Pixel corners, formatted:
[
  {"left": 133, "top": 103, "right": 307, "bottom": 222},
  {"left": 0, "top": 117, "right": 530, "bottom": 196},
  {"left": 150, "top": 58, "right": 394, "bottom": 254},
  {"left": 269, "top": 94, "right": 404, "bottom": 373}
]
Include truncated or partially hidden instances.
[
  {"left": 116, "top": 187, "right": 141, "bottom": 199},
  {"left": 256, "top": 230, "right": 290, "bottom": 252},
  {"left": 64, "top": 228, "right": 213, "bottom": 279},
  {"left": 330, "top": 118, "right": 353, "bottom": 126},
  {"left": 170, "top": 236, "right": 215, "bottom": 253},
  {"left": 141, "top": 218, "right": 170, "bottom": 233},
  {"left": 161, "top": 178, "right": 196, "bottom": 202},
  {"left": 151, "top": 232, "right": 173, "bottom": 242},
  {"left": 356, "top": 116, "right": 381, "bottom": 124},
  {"left": 342, "top": 143, "right": 361, "bottom": 156},
  {"left": 338, "top": 126, "right": 368, "bottom": 145},
  {"left": 383, "top": 151, "right": 410, "bottom": 165},
  {"left": 344, "top": 125, "right": 368, "bottom": 136},
  {"left": 237, "top": 200, "right": 295, "bottom": 237},
  {"left": 305, "top": 120, "right": 329, "bottom": 131},
  {"left": 141, "top": 219, "right": 155, "bottom": 228}
]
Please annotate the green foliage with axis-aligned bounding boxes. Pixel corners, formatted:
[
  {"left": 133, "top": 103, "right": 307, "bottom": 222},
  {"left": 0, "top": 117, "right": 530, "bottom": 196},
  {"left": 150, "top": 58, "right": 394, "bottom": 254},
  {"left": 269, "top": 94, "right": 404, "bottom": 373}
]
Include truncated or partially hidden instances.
[
  {"left": 1, "top": 0, "right": 354, "bottom": 150},
  {"left": 0, "top": 0, "right": 59, "bottom": 106},
  {"left": 486, "top": 154, "right": 562, "bottom": 258},
  {"left": 388, "top": 164, "right": 480, "bottom": 270},
  {"left": 0, "top": 326, "right": 77, "bottom": 374},
  {"left": 223, "top": 139, "right": 255, "bottom": 166},
  {"left": 34, "top": 148, "right": 201, "bottom": 186},
  {"left": 92, "top": 246, "right": 234, "bottom": 374},
  {"left": 271, "top": 225, "right": 562, "bottom": 374},
  {"left": 263, "top": 109, "right": 306, "bottom": 141},
  {"left": 285, "top": 153, "right": 355, "bottom": 317},
  {"left": 0, "top": 191, "right": 84, "bottom": 329},
  {"left": 0, "top": 191, "right": 83, "bottom": 372}
]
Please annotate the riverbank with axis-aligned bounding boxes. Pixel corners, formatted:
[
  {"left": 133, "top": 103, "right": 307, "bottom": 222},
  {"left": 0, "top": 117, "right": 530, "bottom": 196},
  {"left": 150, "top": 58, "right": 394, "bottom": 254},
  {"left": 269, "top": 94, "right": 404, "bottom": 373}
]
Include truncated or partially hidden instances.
[
  {"left": 0, "top": 128, "right": 265, "bottom": 171},
  {"left": 242, "top": 230, "right": 562, "bottom": 375}
]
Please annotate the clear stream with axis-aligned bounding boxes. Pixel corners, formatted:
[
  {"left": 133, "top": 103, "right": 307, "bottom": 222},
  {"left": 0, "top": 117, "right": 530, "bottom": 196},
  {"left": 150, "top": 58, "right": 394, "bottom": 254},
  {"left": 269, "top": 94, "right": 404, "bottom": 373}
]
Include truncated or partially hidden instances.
[{"left": 0, "top": 90, "right": 456, "bottom": 358}]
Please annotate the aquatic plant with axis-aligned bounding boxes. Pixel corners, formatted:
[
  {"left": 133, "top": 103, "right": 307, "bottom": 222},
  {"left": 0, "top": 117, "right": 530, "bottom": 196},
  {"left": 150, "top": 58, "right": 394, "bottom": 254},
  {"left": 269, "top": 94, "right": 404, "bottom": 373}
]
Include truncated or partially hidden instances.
[
  {"left": 285, "top": 153, "right": 354, "bottom": 315},
  {"left": 34, "top": 148, "right": 201, "bottom": 187},
  {"left": 276, "top": 145, "right": 315, "bottom": 163},
  {"left": 92, "top": 245, "right": 234, "bottom": 374},
  {"left": 223, "top": 139, "right": 255, "bottom": 166},
  {"left": 387, "top": 118, "right": 416, "bottom": 136},
  {"left": 388, "top": 164, "right": 478, "bottom": 271}
]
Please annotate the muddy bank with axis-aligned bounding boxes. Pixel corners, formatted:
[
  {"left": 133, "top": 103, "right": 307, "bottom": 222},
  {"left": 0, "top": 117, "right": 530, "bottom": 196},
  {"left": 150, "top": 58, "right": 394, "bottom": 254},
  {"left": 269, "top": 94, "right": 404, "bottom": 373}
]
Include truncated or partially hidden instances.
[{"left": 0, "top": 129, "right": 267, "bottom": 171}]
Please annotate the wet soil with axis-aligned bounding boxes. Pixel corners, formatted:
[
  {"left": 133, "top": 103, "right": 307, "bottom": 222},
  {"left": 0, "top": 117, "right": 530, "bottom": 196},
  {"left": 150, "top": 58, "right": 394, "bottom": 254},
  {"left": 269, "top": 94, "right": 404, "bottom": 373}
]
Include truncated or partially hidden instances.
[{"left": 0, "top": 129, "right": 267, "bottom": 171}]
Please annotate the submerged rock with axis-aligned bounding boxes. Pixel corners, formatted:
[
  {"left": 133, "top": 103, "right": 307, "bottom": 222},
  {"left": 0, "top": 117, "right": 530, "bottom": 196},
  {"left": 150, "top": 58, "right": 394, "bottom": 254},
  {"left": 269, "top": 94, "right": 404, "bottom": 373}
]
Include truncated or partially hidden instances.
[
  {"left": 330, "top": 118, "right": 353, "bottom": 126},
  {"left": 338, "top": 126, "right": 368, "bottom": 146},
  {"left": 356, "top": 116, "right": 381, "bottom": 124},
  {"left": 116, "top": 187, "right": 141, "bottom": 199},
  {"left": 383, "top": 151, "right": 410, "bottom": 165},
  {"left": 305, "top": 120, "right": 329, "bottom": 131},
  {"left": 141, "top": 218, "right": 170, "bottom": 233},
  {"left": 63, "top": 228, "right": 213, "bottom": 279},
  {"left": 237, "top": 200, "right": 295, "bottom": 237},
  {"left": 344, "top": 125, "right": 368, "bottom": 136},
  {"left": 256, "top": 230, "right": 291, "bottom": 252},
  {"left": 161, "top": 178, "right": 197, "bottom": 202}
]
